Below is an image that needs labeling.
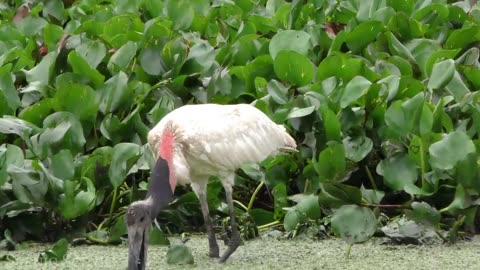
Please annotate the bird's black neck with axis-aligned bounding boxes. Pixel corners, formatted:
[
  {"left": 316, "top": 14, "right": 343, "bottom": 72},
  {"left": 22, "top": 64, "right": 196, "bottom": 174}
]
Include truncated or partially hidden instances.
[{"left": 146, "top": 157, "right": 174, "bottom": 219}]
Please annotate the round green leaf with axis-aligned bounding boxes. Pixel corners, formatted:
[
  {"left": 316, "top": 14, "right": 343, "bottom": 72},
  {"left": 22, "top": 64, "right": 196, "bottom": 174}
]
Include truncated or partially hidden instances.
[
  {"left": 429, "top": 131, "right": 476, "bottom": 171},
  {"left": 376, "top": 155, "right": 418, "bottom": 191},
  {"left": 343, "top": 135, "right": 373, "bottom": 162},
  {"left": 140, "top": 46, "right": 165, "bottom": 76},
  {"left": 273, "top": 50, "right": 314, "bottom": 86},
  {"left": 340, "top": 76, "right": 371, "bottom": 108},
  {"left": 166, "top": 244, "right": 194, "bottom": 265},
  {"left": 283, "top": 208, "right": 305, "bottom": 232},
  {"left": 269, "top": 30, "right": 311, "bottom": 59},
  {"left": 331, "top": 205, "right": 377, "bottom": 245},
  {"left": 295, "top": 194, "right": 320, "bottom": 220}
]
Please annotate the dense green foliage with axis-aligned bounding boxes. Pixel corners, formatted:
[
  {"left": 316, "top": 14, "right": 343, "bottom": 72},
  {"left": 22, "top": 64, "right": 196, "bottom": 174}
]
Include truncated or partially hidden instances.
[{"left": 1, "top": 0, "right": 480, "bottom": 253}]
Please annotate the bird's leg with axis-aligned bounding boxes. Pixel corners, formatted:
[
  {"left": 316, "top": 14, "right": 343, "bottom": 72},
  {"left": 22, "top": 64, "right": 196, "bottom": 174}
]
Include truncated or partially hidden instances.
[
  {"left": 219, "top": 181, "right": 241, "bottom": 263},
  {"left": 191, "top": 181, "right": 219, "bottom": 258}
]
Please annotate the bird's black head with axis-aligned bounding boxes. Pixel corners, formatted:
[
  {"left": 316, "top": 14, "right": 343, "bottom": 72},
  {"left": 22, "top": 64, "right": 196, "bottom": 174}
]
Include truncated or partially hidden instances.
[{"left": 127, "top": 201, "right": 152, "bottom": 270}]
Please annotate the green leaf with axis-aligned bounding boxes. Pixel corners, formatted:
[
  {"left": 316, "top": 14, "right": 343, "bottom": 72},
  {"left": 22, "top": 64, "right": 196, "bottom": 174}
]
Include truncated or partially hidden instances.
[
  {"left": 24, "top": 52, "right": 57, "bottom": 85},
  {"left": 267, "top": 79, "right": 288, "bottom": 105},
  {"left": 0, "top": 254, "right": 15, "bottom": 262},
  {"left": 181, "top": 41, "right": 215, "bottom": 74},
  {"left": 294, "top": 194, "right": 320, "bottom": 220},
  {"left": 68, "top": 51, "right": 105, "bottom": 87},
  {"left": 386, "top": 32, "right": 415, "bottom": 63},
  {"left": 38, "top": 238, "right": 68, "bottom": 263},
  {"left": 109, "top": 143, "right": 142, "bottom": 188},
  {"left": 272, "top": 183, "right": 288, "bottom": 220},
  {"left": 406, "top": 202, "right": 440, "bottom": 227},
  {"left": 346, "top": 21, "right": 384, "bottom": 53},
  {"left": 97, "top": 72, "right": 132, "bottom": 114},
  {"left": 360, "top": 186, "right": 385, "bottom": 204},
  {"left": 0, "top": 144, "right": 24, "bottom": 186},
  {"left": 322, "top": 183, "right": 362, "bottom": 205},
  {"left": 149, "top": 226, "right": 170, "bottom": 245},
  {"left": 54, "top": 82, "right": 98, "bottom": 123},
  {"left": 427, "top": 59, "right": 455, "bottom": 90},
  {"left": 343, "top": 135, "right": 373, "bottom": 162},
  {"left": 377, "top": 155, "right": 418, "bottom": 191},
  {"left": 331, "top": 205, "right": 376, "bottom": 245},
  {"left": 444, "top": 26, "right": 480, "bottom": 50},
  {"left": 340, "top": 76, "right": 371, "bottom": 108},
  {"left": 140, "top": 45, "right": 165, "bottom": 76},
  {"left": 58, "top": 177, "right": 96, "bottom": 219},
  {"left": 166, "top": 244, "right": 194, "bottom": 265},
  {"left": 166, "top": 0, "right": 194, "bottom": 31},
  {"left": 0, "top": 68, "right": 21, "bottom": 111},
  {"left": 51, "top": 150, "right": 74, "bottom": 180},
  {"left": 31, "top": 112, "right": 86, "bottom": 157},
  {"left": 269, "top": 30, "right": 311, "bottom": 59},
  {"left": 316, "top": 142, "right": 346, "bottom": 182},
  {"left": 320, "top": 106, "right": 341, "bottom": 142},
  {"left": 107, "top": 41, "right": 137, "bottom": 75},
  {"left": 429, "top": 131, "right": 476, "bottom": 171},
  {"left": 273, "top": 50, "right": 314, "bottom": 86},
  {"left": 76, "top": 40, "right": 106, "bottom": 69},
  {"left": 287, "top": 106, "right": 315, "bottom": 119},
  {"left": 443, "top": 184, "right": 471, "bottom": 214},
  {"left": 283, "top": 208, "right": 305, "bottom": 232}
]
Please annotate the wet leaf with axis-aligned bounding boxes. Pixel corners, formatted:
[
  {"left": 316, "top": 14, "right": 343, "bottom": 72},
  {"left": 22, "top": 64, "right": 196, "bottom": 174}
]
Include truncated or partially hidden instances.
[
  {"left": 331, "top": 205, "right": 376, "bottom": 245},
  {"left": 429, "top": 131, "right": 475, "bottom": 171},
  {"left": 166, "top": 243, "right": 194, "bottom": 265},
  {"left": 273, "top": 50, "right": 314, "bottom": 86},
  {"left": 38, "top": 238, "right": 68, "bottom": 263}
]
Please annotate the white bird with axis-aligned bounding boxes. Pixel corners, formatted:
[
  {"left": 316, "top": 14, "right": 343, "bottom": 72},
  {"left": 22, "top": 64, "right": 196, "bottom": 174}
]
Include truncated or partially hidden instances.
[{"left": 126, "top": 103, "right": 297, "bottom": 269}]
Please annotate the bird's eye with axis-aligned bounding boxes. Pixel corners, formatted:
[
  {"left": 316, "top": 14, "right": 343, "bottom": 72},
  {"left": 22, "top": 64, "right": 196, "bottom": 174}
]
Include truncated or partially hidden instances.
[{"left": 140, "top": 217, "right": 144, "bottom": 222}]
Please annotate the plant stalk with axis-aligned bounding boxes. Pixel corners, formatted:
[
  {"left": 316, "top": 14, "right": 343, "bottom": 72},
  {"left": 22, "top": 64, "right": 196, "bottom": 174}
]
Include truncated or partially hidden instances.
[
  {"left": 248, "top": 181, "right": 264, "bottom": 211},
  {"left": 345, "top": 244, "right": 352, "bottom": 259},
  {"left": 233, "top": 200, "right": 248, "bottom": 212},
  {"left": 258, "top": 220, "right": 280, "bottom": 230},
  {"left": 106, "top": 187, "right": 118, "bottom": 228},
  {"left": 364, "top": 166, "right": 377, "bottom": 190}
]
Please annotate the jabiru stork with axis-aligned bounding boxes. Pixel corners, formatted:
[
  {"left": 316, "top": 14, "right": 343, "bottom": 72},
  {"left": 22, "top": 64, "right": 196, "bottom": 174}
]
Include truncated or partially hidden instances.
[{"left": 126, "top": 103, "right": 297, "bottom": 269}]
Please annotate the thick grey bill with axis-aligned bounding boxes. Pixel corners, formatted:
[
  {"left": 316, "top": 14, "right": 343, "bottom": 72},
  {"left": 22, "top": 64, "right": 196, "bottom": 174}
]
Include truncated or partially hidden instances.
[{"left": 127, "top": 225, "right": 149, "bottom": 270}]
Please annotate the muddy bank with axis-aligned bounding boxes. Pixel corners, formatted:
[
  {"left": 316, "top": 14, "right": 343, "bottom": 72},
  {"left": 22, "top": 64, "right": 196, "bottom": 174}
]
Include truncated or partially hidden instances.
[{"left": 2, "top": 235, "right": 480, "bottom": 269}]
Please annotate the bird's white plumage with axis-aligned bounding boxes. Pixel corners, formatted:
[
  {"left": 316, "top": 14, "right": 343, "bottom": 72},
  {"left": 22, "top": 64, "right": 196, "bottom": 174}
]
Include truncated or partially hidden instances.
[{"left": 147, "top": 104, "right": 296, "bottom": 187}]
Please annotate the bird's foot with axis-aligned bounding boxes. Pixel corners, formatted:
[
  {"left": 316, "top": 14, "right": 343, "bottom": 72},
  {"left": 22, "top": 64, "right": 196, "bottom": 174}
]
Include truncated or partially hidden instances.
[{"left": 219, "top": 234, "right": 241, "bottom": 263}]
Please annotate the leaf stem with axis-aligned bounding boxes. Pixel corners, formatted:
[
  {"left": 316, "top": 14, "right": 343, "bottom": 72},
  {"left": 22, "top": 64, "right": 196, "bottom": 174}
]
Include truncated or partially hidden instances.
[
  {"left": 345, "top": 243, "right": 352, "bottom": 259},
  {"left": 248, "top": 181, "right": 264, "bottom": 211},
  {"left": 364, "top": 166, "right": 377, "bottom": 190},
  {"left": 258, "top": 220, "right": 280, "bottom": 230},
  {"left": 85, "top": 234, "right": 110, "bottom": 245},
  {"left": 233, "top": 200, "right": 248, "bottom": 212},
  {"left": 362, "top": 203, "right": 409, "bottom": 209},
  {"left": 304, "top": 179, "right": 310, "bottom": 193},
  {"left": 106, "top": 187, "right": 118, "bottom": 228},
  {"left": 419, "top": 138, "right": 427, "bottom": 189}
]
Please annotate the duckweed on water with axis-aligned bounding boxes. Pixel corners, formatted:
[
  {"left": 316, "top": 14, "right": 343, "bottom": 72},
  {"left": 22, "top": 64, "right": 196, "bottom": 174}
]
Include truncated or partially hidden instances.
[{"left": 2, "top": 235, "right": 480, "bottom": 270}]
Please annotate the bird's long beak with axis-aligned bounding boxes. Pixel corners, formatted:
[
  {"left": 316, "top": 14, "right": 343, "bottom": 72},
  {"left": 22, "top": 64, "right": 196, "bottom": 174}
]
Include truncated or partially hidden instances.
[{"left": 127, "top": 224, "right": 149, "bottom": 270}]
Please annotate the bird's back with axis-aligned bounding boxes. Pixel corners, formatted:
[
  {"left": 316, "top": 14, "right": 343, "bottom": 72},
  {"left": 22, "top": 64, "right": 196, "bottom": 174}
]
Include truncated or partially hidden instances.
[{"left": 148, "top": 104, "right": 296, "bottom": 179}]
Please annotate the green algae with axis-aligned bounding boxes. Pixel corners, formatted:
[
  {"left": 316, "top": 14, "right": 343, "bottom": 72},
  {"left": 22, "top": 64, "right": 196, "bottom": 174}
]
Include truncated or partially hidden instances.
[{"left": 2, "top": 235, "right": 480, "bottom": 270}]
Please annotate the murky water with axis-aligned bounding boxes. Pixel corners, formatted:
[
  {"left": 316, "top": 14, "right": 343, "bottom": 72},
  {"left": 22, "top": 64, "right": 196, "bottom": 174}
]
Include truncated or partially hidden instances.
[{"left": 2, "top": 235, "right": 480, "bottom": 269}]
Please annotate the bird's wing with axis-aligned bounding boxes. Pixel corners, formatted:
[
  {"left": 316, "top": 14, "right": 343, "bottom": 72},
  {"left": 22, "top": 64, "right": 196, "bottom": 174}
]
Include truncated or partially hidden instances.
[{"left": 179, "top": 104, "right": 297, "bottom": 171}]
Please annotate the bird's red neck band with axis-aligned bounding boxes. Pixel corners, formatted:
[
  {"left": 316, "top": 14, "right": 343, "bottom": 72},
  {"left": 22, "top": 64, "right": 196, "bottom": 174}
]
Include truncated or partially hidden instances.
[{"left": 159, "top": 130, "right": 176, "bottom": 192}]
